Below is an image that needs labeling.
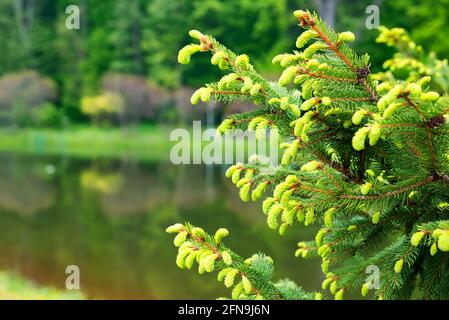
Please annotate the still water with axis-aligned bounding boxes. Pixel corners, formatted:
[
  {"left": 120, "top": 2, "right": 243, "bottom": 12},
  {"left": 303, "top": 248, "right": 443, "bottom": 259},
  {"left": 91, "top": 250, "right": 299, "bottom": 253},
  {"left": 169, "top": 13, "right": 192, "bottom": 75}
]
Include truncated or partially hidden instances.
[{"left": 0, "top": 152, "right": 322, "bottom": 299}]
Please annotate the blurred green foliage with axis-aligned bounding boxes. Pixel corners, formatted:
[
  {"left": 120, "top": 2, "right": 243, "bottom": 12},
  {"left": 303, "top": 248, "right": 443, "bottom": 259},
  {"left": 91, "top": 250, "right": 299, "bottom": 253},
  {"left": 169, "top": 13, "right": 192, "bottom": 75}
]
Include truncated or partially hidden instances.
[
  {"left": 0, "top": 0, "right": 447, "bottom": 125},
  {"left": 0, "top": 272, "right": 84, "bottom": 300}
]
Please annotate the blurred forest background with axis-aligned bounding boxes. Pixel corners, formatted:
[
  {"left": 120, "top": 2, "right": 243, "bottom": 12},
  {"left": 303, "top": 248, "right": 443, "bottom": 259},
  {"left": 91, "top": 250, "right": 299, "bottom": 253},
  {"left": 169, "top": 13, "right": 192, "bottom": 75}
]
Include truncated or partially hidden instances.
[{"left": 0, "top": 0, "right": 448, "bottom": 132}]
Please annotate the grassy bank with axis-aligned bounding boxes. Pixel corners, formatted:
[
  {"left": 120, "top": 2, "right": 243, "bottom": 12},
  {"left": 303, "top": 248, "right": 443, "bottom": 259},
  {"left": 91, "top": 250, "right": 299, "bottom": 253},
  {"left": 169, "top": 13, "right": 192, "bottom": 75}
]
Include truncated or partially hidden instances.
[
  {"left": 0, "top": 272, "right": 84, "bottom": 300},
  {"left": 0, "top": 125, "right": 173, "bottom": 161},
  {"left": 0, "top": 125, "right": 279, "bottom": 162}
]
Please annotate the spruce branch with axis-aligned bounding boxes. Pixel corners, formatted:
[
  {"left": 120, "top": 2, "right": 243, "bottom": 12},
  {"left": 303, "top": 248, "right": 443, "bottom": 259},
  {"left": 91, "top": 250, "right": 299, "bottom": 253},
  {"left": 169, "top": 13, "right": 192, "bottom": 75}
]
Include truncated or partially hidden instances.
[{"left": 172, "top": 10, "right": 449, "bottom": 300}]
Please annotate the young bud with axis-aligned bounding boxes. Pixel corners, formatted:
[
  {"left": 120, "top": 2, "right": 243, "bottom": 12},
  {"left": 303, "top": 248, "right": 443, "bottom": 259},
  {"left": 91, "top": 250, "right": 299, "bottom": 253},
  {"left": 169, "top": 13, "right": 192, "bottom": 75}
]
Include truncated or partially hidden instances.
[
  {"left": 262, "top": 197, "right": 276, "bottom": 215},
  {"left": 218, "top": 59, "right": 229, "bottom": 70},
  {"left": 368, "top": 123, "right": 382, "bottom": 146},
  {"left": 174, "top": 231, "right": 188, "bottom": 247},
  {"left": 430, "top": 242, "right": 438, "bottom": 256},
  {"left": 297, "top": 209, "right": 305, "bottom": 223},
  {"left": 189, "top": 29, "right": 204, "bottom": 40},
  {"left": 365, "top": 169, "right": 376, "bottom": 177},
  {"left": 217, "top": 118, "right": 235, "bottom": 135},
  {"left": 422, "top": 91, "right": 440, "bottom": 101},
  {"left": 305, "top": 208, "right": 315, "bottom": 226},
  {"left": 361, "top": 182, "right": 373, "bottom": 195},
  {"left": 294, "top": 74, "right": 308, "bottom": 85},
  {"left": 289, "top": 103, "right": 301, "bottom": 116},
  {"left": 301, "top": 249, "right": 309, "bottom": 258},
  {"left": 318, "top": 63, "right": 328, "bottom": 70},
  {"left": 267, "top": 205, "right": 282, "bottom": 229},
  {"left": 300, "top": 97, "right": 319, "bottom": 111},
  {"left": 405, "top": 83, "right": 421, "bottom": 97},
  {"left": 347, "top": 225, "right": 357, "bottom": 231},
  {"left": 377, "top": 85, "right": 402, "bottom": 111},
  {"left": 372, "top": 211, "right": 381, "bottom": 224},
  {"left": 304, "top": 42, "right": 327, "bottom": 59},
  {"left": 315, "top": 228, "right": 328, "bottom": 246},
  {"left": 394, "top": 258, "right": 404, "bottom": 273},
  {"left": 432, "top": 229, "right": 443, "bottom": 239},
  {"left": 361, "top": 284, "right": 369, "bottom": 297},
  {"left": 272, "top": 54, "right": 285, "bottom": 65},
  {"left": 279, "top": 223, "right": 289, "bottom": 236},
  {"left": 383, "top": 102, "right": 402, "bottom": 119},
  {"left": 352, "top": 109, "right": 368, "bottom": 125},
  {"left": 178, "top": 44, "right": 202, "bottom": 64},
  {"left": 280, "top": 54, "right": 295, "bottom": 67},
  {"left": 190, "top": 88, "right": 202, "bottom": 105},
  {"left": 225, "top": 164, "right": 239, "bottom": 178},
  {"left": 241, "top": 77, "right": 253, "bottom": 93},
  {"left": 411, "top": 231, "right": 425, "bottom": 247},
  {"left": 296, "top": 30, "right": 318, "bottom": 48},
  {"left": 376, "top": 82, "right": 392, "bottom": 94},
  {"left": 330, "top": 280, "right": 338, "bottom": 294},
  {"left": 217, "top": 268, "right": 230, "bottom": 282},
  {"left": 214, "top": 228, "right": 230, "bottom": 244},
  {"left": 321, "top": 97, "right": 332, "bottom": 106},
  {"left": 280, "top": 189, "right": 294, "bottom": 207},
  {"left": 191, "top": 227, "right": 206, "bottom": 238},
  {"left": 324, "top": 208, "right": 336, "bottom": 227},
  {"left": 318, "top": 244, "right": 330, "bottom": 256},
  {"left": 200, "top": 87, "right": 212, "bottom": 102},
  {"left": 250, "top": 84, "right": 262, "bottom": 97},
  {"left": 352, "top": 127, "right": 370, "bottom": 151},
  {"left": 293, "top": 10, "right": 308, "bottom": 19},
  {"left": 242, "top": 276, "right": 252, "bottom": 294},
  {"left": 334, "top": 289, "right": 344, "bottom": 300},
  {"left": 231, "top": 169, "right": 242, "bottom": 184},
  {"left": 301, "top": 160, "right": 321, "bottom": 172},
  {"left": 338, "top": 31, "right": 355, "bottom": 42},
  {"left": 322, "top": 278, "right": 332, "bottom": 290},
  {"left": 239, "top": 183, "right": 251, "bottom": 202},
  {"left": 321, "top": 259, "right": 330, "bottom": 273},
  {"left": 419, "top": 76, "right": 431, "bottom": 88},
  {"left": 224, "top": 268, "right": 239, "bottom": 288},
  {"left": 210, "top": 51, "right": 226, "bottom": 65},
  {"left": 166, "top": 223, "right": 184, "bottom": 233},
  {"left": 221, "top": 251, "right": 233, "bottom": 266},
  {"left": 437, "top": 232, "right": 449, "bottom": 252},
  {"left": 185, "top": 252, "right": 197, "bottom": 269},
  {"left": 176, "top": 251, "right": 189, "bottom": 269},
  {"left": 279, "top": 66, "right": 297, "bottom": 86},
  {"left": 251, "top": 181, "right": 268, "bottom": 201},
  {"left": 315, "top": 292, "right": 323, "bottom": 300},
  {"left": 235, "top": 54, "right": 250, "bottom": 70},
  {"left": 202, "top": 254, "right": 217, "bottom": 272},
  {"left": 232, "top": 283, "right": 244, "bottom": 300},
  {"left": 307, "top": 59, "right": 320, "bottom": 69}
]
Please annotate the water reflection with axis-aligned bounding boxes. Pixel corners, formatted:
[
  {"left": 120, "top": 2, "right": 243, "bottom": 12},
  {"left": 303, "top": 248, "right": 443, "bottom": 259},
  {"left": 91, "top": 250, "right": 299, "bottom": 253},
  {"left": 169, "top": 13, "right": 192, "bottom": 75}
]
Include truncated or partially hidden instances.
[{"left": 0, "top": 153, "right": 322, "bottom": 299}]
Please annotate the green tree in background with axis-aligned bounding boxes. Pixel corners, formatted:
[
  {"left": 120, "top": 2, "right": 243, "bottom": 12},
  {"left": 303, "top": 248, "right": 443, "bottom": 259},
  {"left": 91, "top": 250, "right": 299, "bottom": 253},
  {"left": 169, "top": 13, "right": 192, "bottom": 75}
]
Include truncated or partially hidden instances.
[
  {"left": 1, "top": 0, "right": 449, "bottom": 124},
  {"left": 143, "top": 0, "right": 290, "bottom": 88}
]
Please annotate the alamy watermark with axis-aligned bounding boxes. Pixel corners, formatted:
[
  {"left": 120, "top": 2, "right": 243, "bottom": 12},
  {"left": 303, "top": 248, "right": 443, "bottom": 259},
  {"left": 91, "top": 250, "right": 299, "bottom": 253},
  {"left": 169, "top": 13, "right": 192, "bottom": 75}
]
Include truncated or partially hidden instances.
[
  {"left": 65, "top": 265, "right": 80, "bottom": 290},
  {"left": 170, "top": 121, "right": 279, "bottom": 168},
  {"left": 365, "top": 265, "right": 380, "bottom": 290},
  {"left": 65, "top": 5, "right": 80, "bottom": 30},
  {"left": 365, "top": 5, "right": 380, "bottom": 30}
]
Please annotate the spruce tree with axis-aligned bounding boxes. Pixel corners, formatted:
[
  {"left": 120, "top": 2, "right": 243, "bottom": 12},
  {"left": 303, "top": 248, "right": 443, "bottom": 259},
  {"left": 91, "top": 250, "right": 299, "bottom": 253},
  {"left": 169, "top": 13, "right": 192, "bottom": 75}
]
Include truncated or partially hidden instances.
[{"left": 167, "top": 10, "right": 449, "bottom": 300}]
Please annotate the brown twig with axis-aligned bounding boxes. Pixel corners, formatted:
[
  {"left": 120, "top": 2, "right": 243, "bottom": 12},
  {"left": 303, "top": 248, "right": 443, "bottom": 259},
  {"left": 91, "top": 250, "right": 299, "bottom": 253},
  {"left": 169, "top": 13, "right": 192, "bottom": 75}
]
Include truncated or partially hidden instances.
[{"left": 340, "top": 175, "right": 436, "bottom": 200}]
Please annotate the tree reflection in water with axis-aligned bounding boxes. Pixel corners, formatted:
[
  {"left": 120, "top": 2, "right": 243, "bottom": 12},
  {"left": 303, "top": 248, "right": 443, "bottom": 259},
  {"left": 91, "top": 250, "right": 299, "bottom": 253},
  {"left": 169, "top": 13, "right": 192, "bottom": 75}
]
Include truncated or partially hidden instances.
[{"left": 0, "top": 153, "right": 322, "bottom": 299}]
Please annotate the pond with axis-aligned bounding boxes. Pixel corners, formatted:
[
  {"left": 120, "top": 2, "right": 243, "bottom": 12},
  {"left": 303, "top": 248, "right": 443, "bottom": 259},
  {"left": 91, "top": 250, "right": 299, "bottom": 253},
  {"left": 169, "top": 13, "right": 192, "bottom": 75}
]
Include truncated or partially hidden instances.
[{"left": 0, "top": 152, "right": 322, "bottom": 299}]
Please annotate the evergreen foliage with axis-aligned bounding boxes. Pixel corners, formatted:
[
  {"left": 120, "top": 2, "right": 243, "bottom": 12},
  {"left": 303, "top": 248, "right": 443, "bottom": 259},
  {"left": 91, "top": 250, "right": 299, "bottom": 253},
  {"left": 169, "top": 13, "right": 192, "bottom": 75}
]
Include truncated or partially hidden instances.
[{"left": 168, "top": 10, "right": 449, "bottom": 300}]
